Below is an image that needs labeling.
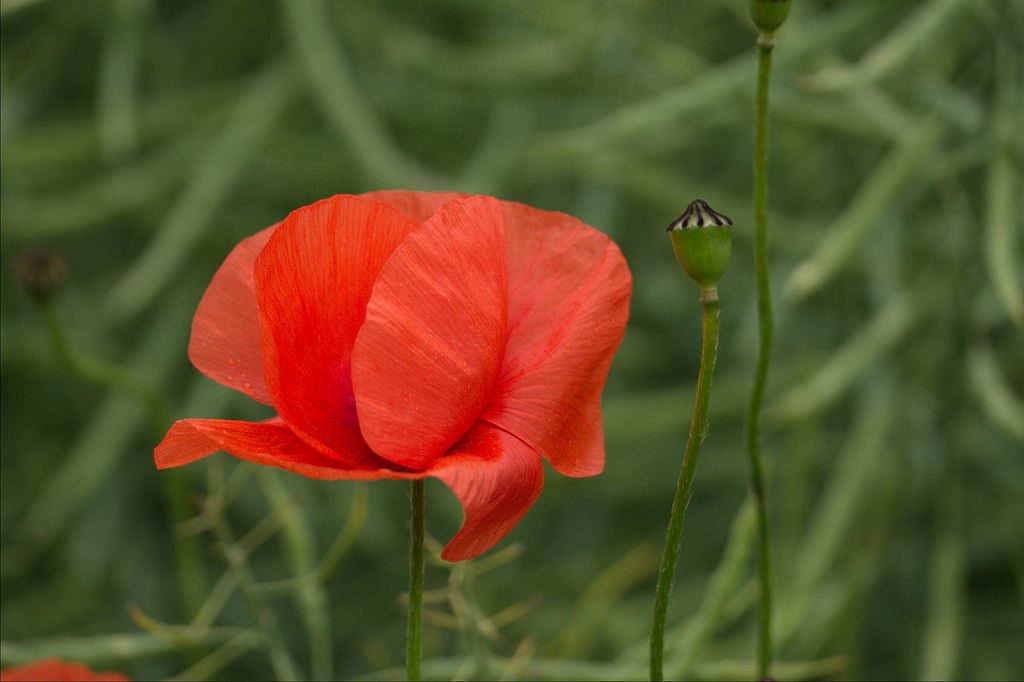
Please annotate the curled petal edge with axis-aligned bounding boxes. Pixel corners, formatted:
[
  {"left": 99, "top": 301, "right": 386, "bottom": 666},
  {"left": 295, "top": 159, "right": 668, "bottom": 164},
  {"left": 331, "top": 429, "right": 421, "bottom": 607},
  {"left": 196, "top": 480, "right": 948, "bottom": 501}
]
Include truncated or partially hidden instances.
[{"left": 154, "top": 419, "right": 543, "bottom": 561}]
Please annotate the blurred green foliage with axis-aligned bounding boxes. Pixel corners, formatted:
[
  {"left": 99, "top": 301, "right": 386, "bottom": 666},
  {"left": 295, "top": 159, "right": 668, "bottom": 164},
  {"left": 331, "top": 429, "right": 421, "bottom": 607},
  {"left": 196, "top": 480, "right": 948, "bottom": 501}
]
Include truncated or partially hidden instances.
[{"left": 2, "top": 0, "right": 1022, "bottom": 680}]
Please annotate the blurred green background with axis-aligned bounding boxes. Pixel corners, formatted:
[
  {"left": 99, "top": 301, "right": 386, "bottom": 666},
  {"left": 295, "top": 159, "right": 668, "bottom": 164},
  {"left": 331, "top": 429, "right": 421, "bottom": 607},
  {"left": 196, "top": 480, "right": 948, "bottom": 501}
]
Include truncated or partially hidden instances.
[{"left": 2, "top": 0, "right": 1022, "bottom": 680}]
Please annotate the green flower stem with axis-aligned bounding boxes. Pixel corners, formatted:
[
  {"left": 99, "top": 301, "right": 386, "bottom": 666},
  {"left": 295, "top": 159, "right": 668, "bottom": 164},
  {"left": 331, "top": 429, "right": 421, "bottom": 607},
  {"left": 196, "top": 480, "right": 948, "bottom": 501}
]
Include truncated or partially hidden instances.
[
  {"left": 407, "top": 479, "right": 426, "bottom": 681},
  {"left": 650, "top": 288, "right": 721, "bottom": 681},
  {"left": 748, "top": 31, "right": 776, "bottom": 680}
]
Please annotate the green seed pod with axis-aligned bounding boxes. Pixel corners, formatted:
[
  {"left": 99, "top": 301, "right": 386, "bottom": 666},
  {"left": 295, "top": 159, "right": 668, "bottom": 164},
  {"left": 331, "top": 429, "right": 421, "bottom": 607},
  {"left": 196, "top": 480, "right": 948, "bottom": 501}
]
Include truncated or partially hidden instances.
[
  {"left": 667, "top": 199, "right": 732, "bottom": 290},
  {"left": 749, "top": 0, "right": 791, "bottom": 33}
]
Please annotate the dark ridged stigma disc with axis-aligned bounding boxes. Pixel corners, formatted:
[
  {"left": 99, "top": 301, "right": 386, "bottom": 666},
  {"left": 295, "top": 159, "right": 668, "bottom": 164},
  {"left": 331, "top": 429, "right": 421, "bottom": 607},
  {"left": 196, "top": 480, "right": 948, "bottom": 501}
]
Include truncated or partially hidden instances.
[{"left": 667, "top": 199, "right": 733, "bottom": 231}]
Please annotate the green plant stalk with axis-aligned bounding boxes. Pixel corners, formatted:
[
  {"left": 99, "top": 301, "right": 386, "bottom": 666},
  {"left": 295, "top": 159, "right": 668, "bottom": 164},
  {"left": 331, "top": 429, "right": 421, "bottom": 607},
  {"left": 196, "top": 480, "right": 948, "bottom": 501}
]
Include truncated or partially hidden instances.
[
  {"left": 650, "top": 289, "right": 720, "bottom": 681},
  {"left": 211, "top": 515, "right": 300, "bottom": 681},
  {"left": 317, "top": 484, "right": 370, "bottom": 582},
  {"left": 257, "top": 470, "right": 332, "bottom": 681},
  {"left": 448, "top": 561, "right": 491, "bottom": 678},
  {"left": 40, "top": 301, "right": 206, "bottom": 618},
  {"left": 407, "top": 480, "right": 425, "bottom": 681},
  {"left": 747, "top": 32, "right": 776, "bottom": 679}
]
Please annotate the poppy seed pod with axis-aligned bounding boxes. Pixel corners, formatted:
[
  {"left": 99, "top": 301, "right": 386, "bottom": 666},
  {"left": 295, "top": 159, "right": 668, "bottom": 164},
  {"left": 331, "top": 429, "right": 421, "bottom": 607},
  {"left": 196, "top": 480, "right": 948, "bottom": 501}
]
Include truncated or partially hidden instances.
[
  {"left": 749, "top": 0, "right": 791, "bottom": 33},
  {"left": 667, "top": 199, "right": 732, "bottom": 290},
  {"left": 13, "top": 248, "right": 68, "bottom": 304}
]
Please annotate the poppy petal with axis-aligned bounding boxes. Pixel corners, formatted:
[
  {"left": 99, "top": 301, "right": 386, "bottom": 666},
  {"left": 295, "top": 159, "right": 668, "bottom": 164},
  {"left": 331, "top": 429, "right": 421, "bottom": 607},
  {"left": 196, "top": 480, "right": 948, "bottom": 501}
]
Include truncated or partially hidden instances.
[
  {"left": 482, "top": 201, "right": 632, "bottom": 477},
  {"left": 352, "top": 196, "right": 508, "bottom": 471},
  {"left": 189, "top": 225, "right": 275, "bottom": 405},
  {"left": 428, "top": 423, "right": 544, "bottom": 561},
  {"left": 155, "top": 418, "right": 411, "bottom": 480},
  {"left": 361, "top": 189, "right": 465, "bottom": 224},
  {"left": 155, "top": 417, "right": 543, "bottom": 559},
  {"left": 0, "top": 659, "right": 130, "bottom": 681},
  {"left": 254, "top": 196, "right": 417, "bottom": 465}
]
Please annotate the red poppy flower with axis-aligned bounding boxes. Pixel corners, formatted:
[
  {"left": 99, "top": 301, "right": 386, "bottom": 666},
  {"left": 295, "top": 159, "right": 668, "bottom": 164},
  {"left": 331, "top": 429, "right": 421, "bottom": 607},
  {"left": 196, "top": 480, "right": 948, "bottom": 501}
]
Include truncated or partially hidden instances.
[
  {"left": 155, "top": 191, "right": 631, "bottom": 560},
  {"left": 0, "top": 659, "right": 129, "bottom": 681}
]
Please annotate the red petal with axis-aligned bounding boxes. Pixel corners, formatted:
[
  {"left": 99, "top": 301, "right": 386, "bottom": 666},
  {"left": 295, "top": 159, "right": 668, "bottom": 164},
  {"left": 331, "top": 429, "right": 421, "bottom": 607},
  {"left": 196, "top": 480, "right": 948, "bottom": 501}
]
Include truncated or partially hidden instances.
[
  {"left": 482, "top": 201, "right": 632, "bottom": 477},
  {"left": 155, "top": 418, "right": 406, "bottom": 480},
  {"left": 361, "top": 190, "right": 465, "bottom": 224},
  {"left": 154, "top": 417, "right": 544, "bottom": 560},
  {"left": 254, "top": 196, "right": 417, "bottom": 465},
  {"left": 352, "top": 196, "right": 508, "bottom": 470},
  {"left": 428, "top": 423, "right": 544, "bottom": 561},
  {"left": 189, "top": 225, "right": 275, "bottom": 405},
  {"left": 0, "top": 658, "right": 130, "bottom": 681}
]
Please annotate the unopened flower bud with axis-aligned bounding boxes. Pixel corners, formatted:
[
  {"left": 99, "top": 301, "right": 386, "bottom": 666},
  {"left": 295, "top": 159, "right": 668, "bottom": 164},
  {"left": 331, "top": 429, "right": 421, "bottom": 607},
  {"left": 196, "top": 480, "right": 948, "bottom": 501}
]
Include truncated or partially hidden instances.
[
  {"left": 749, "top": 0, "right": 791, "bottom": 33},
  {"left": 667, "top": 199, "right": 732, "bottom": 290},
  {"left": 14, "top": 248, "right": 68, "bottom": 304}
]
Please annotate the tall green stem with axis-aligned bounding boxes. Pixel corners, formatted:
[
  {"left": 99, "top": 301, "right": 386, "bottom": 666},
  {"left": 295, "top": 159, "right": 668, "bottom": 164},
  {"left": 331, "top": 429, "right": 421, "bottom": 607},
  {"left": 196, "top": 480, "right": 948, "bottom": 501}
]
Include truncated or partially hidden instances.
[
  {"left": 650, "top": 290, "right": 721, "bottom": 681},
  {"left": 748, "top": 32, "right": 776, "bottom": 679},
  {"left": 407, "top": 480, "right": 425, "bottom": 681}
]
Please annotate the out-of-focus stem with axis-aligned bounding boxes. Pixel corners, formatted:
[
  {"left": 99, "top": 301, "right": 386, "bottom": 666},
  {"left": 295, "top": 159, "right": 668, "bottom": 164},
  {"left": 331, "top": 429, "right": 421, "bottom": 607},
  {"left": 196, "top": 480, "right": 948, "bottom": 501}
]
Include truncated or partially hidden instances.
[
  {"left": 257, "top": 470, "right": 332, "bottom": 680},
  {"left": 42, "top": 301, "right": 166, "bottom": 434},
  {"left": 211, "top": 514, "right": 300, "bottom": 681},
  {"left": 747, "top": 31, "right": 776, "bottom": 679},
  {"left": 41, "top": 300, "right": 206, "bottom": 618}
]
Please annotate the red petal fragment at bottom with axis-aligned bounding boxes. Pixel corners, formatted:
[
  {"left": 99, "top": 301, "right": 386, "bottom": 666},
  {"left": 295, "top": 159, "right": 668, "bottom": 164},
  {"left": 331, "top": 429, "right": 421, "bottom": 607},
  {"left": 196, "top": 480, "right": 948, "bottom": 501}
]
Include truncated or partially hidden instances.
[
  {"left": 154, "top": 418, "right": 402, "bottom": 480},
  {"left": 427, "top": 423, "right": 544, "bottom": 562},
  {"left": 0, "top": 659, "right": 130, "bottom": 681}
]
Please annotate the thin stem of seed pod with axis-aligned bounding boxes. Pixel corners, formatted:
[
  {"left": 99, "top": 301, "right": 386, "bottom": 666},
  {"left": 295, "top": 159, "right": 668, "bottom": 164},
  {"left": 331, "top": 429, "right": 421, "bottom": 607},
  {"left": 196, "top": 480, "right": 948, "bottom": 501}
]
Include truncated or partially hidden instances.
[
  {"left": 407, "top": 479, "right": 426, "bottom": 681},
  {"left": 41, "top": 300, "right": 167, "bottom": 435},
  {"left": 40, "top": 299, "right": 208, "bottom": 618},
  {"left": 748, "top": 30, "right": 776, "bottom": 679},
  {"left": 650, "top": 288, "right": 721, "bottom": 681}
]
